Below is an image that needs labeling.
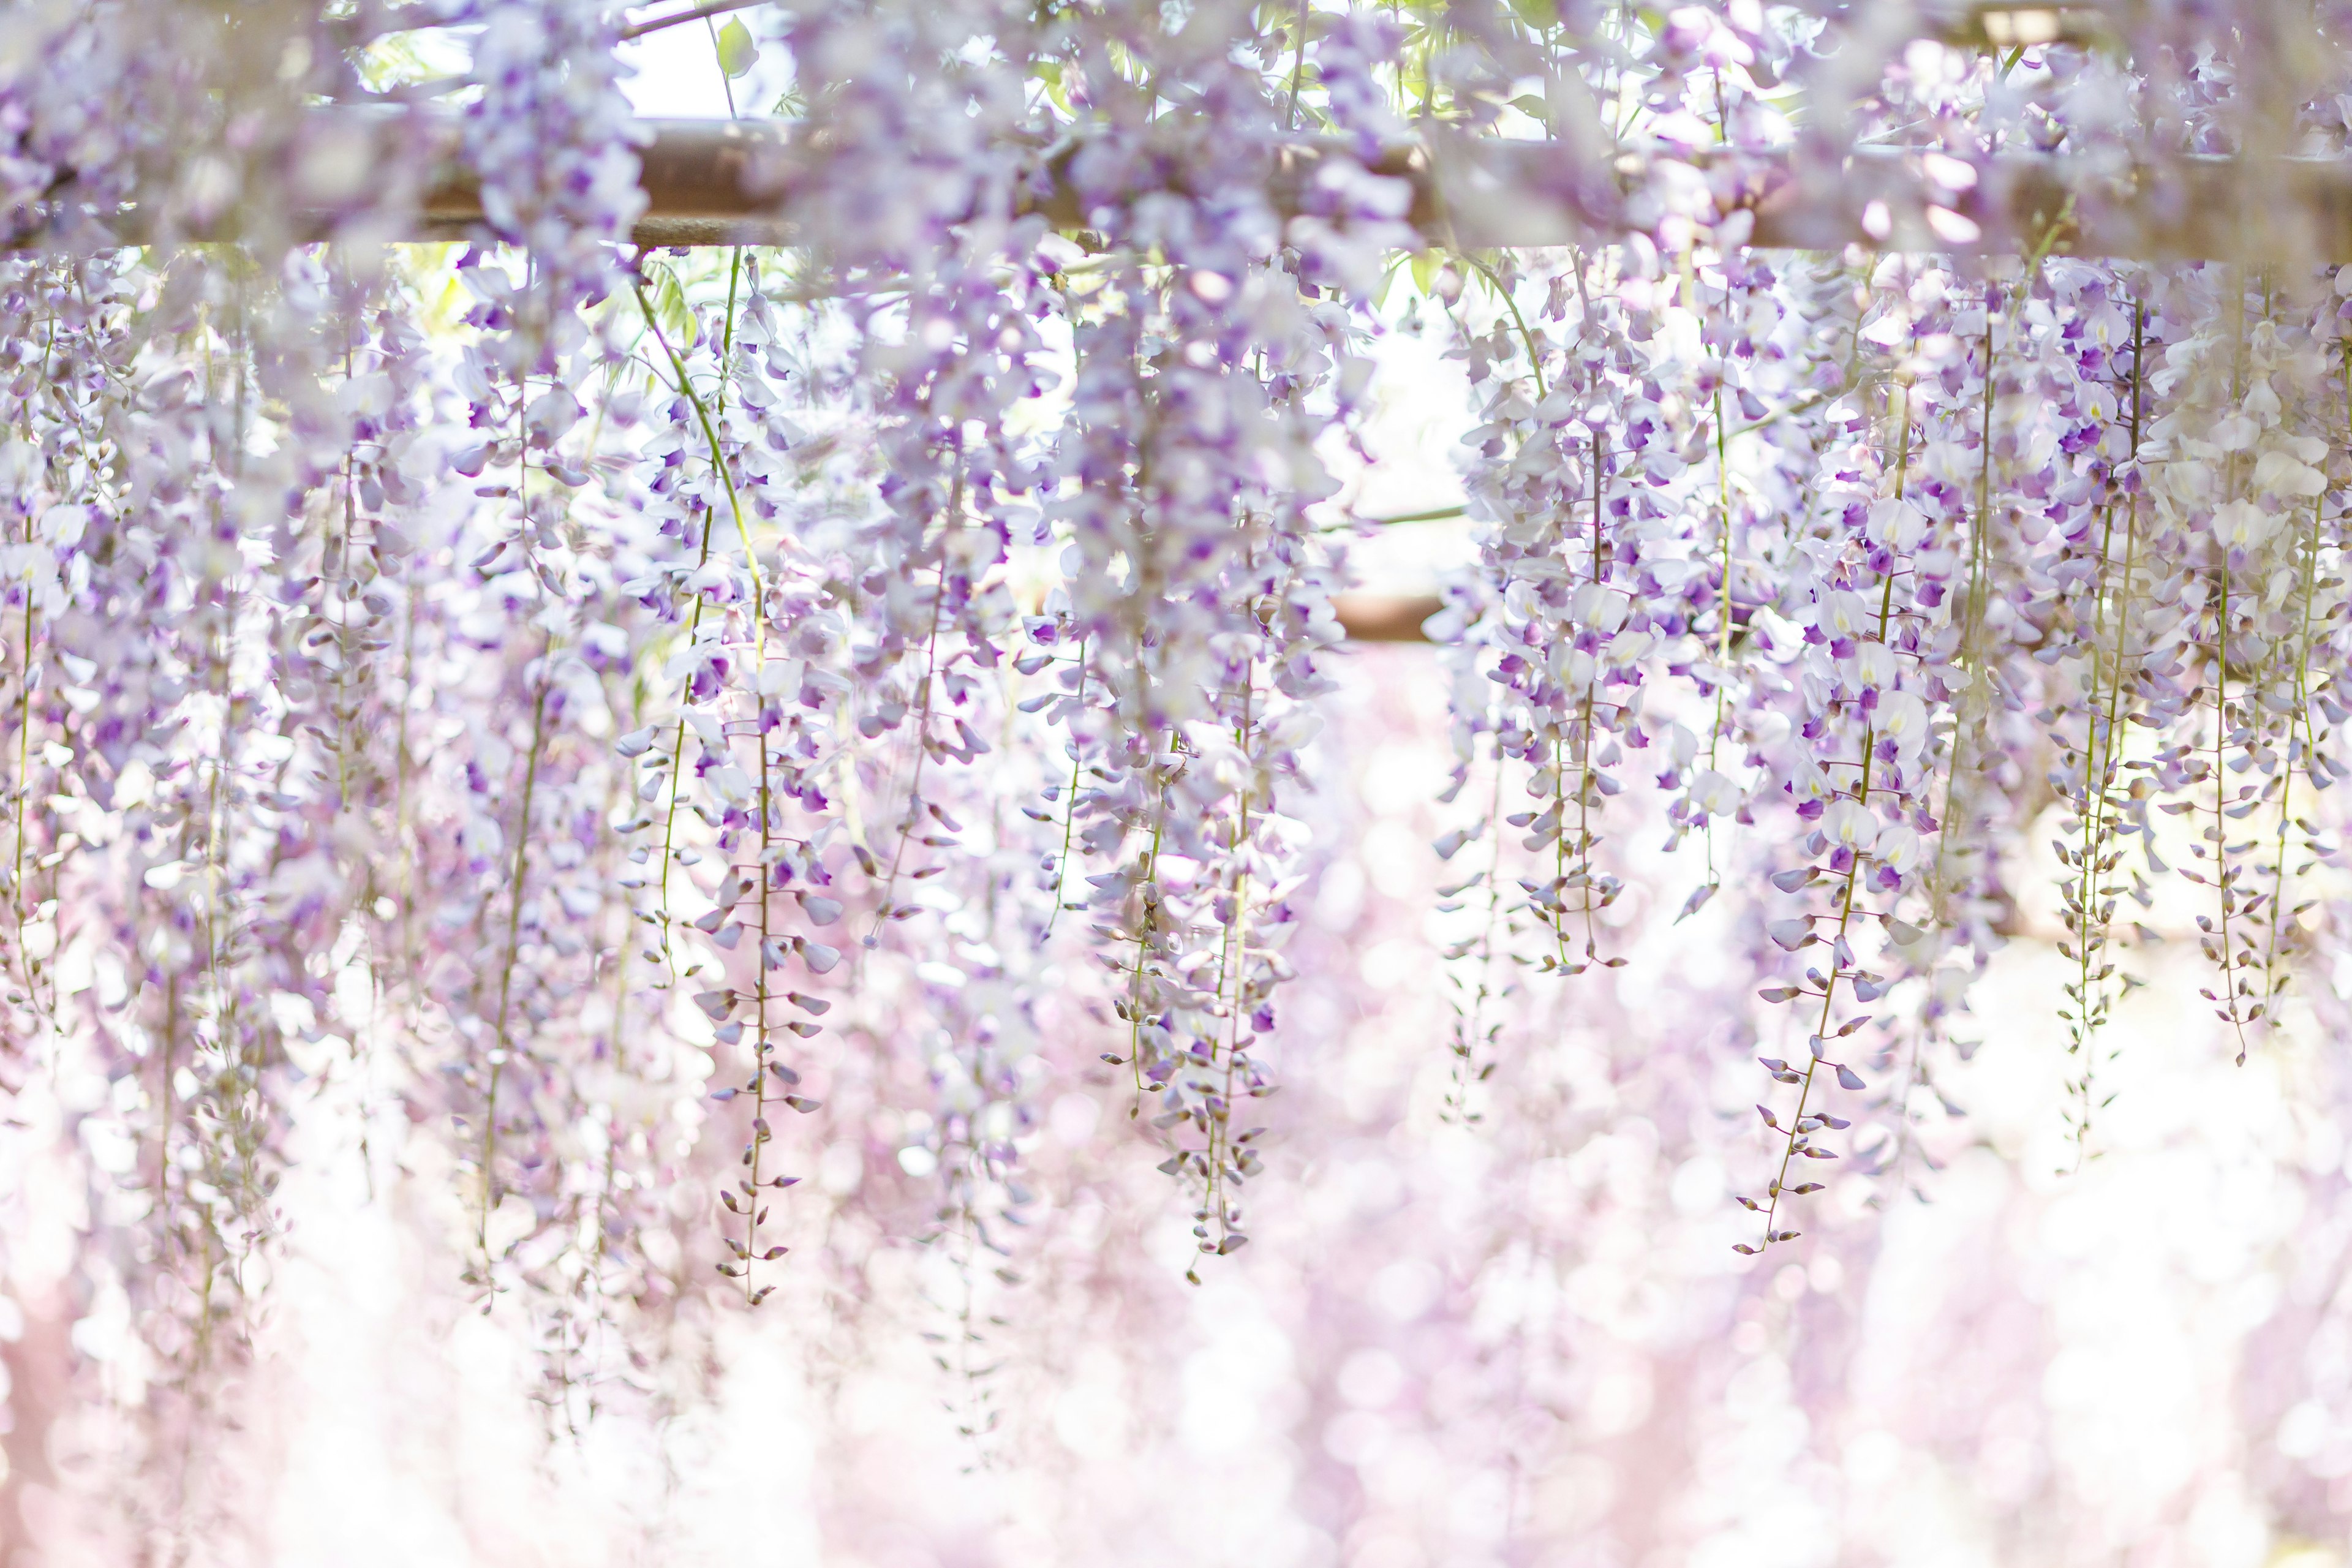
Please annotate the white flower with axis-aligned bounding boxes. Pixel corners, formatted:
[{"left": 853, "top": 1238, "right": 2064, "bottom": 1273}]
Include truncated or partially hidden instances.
[
  {"left": 1850, "top": 640, "right": 1898, "bottom": 690},
  {"left": 2254, "top": 448, "right": 2326, "bottom": 499},
  {"left": 2213, "top": 499, "right": 2281, "bottom": 551},
  {"left": 2212, "top": 413, "right": 2259, "bottom": 452},
  {"left": 1572, "top": 582, "right": 1627, "bottom": 634},
  {"left": 1690, "top": 770, "right": 1739, "bottom": 816},
  {"left": 1867, "top": 497, "right": 1928, "bottom": 552},
  {"left": 1874, "top": 821, "right": 1923, "bottom": 874},
  {"left": 1605, "top": 627, "right": 1656, "bottom": 667},
  {"left": 526, "top": 387, "right": 581, "bottom": 445},
  {"left": 1874, "top": 690, "right": 1930, "bottom": 758},
  {"left": 1788, "top": 753, "right": 1836, "bottom": 804},
  {"left": 1822, "top": 798, "right": 1879, "bottom": 853},
  {"left": 37, "top": 503, "right": 88, "bottom": 548},
  {"left": 1813, "top": 588, "right": 1871, "bottom": 640}
]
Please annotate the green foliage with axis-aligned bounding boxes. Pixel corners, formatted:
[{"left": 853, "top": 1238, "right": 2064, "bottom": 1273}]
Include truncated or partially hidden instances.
[
  {"left": 715, "top": 17, "right": 759, "bottom": 80},
  {"left": 639, "top": 257, "right": 697, "bottom": 360}
]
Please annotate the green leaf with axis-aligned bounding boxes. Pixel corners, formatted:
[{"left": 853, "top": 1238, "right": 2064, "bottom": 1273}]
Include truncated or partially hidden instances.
[
  {"left": 715, "top": 17, "right": 758, "bottom": 81},
  {"left": 642, "top": 258, "right": 695, "bottom": 354},
  {"left": 1030, "top": 58, "right": 1072, "bottom": 115}
]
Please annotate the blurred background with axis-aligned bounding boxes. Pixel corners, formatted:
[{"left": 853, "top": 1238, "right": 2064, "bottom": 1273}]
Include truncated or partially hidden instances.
[{"left": 10, "top": 624, "right": 2342, "bottom": 1568}]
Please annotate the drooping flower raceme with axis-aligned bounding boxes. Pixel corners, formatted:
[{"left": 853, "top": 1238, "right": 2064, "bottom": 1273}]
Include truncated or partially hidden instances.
[{"left": 11, "top": 2, "right": 2352, "bottom": 1554}]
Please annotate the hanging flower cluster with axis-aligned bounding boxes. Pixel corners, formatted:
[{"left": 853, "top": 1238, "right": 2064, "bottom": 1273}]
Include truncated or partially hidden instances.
[{"left": 9, "top": 0, "right": 2352, "bottom": 1550}]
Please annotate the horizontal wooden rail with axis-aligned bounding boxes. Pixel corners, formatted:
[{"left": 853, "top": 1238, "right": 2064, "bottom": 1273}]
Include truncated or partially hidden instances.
[
  {"left": 401, "top": 118, "right": 2352, "bottom": 265},
  {"left": 18, "top": 104, "right": 2254, "bottom": 262},
  {"left": 43, "top": 109, "right": 2352, "bottom": 265},
  {"left": 1330, "top": 593, "right": 1445, "bottom": 644}
]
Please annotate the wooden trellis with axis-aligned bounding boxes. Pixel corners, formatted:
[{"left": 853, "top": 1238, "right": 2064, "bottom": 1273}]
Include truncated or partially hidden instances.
[{"left": 396, "top": 116, "right": 2352, "bottom": 263}]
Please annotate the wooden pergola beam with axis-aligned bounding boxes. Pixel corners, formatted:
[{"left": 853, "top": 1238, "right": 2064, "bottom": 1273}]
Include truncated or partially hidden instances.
[
  {"left": 1330, "top": 593, "right": 1445, "bottom": 643},
  {"left": 399, "top": 119, "right": 2352, "bottom": 266}
]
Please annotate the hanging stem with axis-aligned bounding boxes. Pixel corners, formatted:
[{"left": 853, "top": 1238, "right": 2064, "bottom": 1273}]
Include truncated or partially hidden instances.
[
  {"left": 1757, "top": 380, "right": 1910, "bottom": 1250},
  {"left": 1285, "top": 0, "right": 1308, "bottom": 129},
  {"left": 1044, "top": 636, "right": 1088, "bottom": 937},
  {"left": 870, "top": 543, "right": 953, "bottom": 931},
  {"left": 479, "top": 654, "right": 554, "bottom": 1274}
]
